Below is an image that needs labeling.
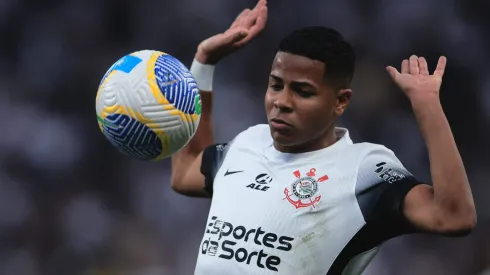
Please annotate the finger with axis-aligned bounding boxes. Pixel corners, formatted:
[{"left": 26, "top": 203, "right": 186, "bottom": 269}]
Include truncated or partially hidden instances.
[
  {"left": 386, "top": 66, "right": 400, "bottom": 81},
  {"left": 232, "top": 0, "right": 266, "bottom": 28},
  {"left": 235, "top": 6, "right": 267, "bottom": 46},
  {"left": 253, "top": 6, "right": 268, "bottom": 33},
  {"left": 418, "top": 57, "right": 429, "bottom": 75},
  {"left": 241, "top": 8, "right": 260, "bottom": 29},
  {"left": 239, "top": 0, "right": 267, "bottom": 30},
  {"left": 433, "top": 56, "right": 447, "bottom": 77},
  {"left": 253, "top": 0, "right": 267, "bottom": 11},
  {"left": 409, "top": 55, "right": 419, "bottom": 74},
  {"left": 230, "top": 9, "right": 250, "bottom": 28},
  {"left": 401, "top": 59, "right": 409, "bottom": 74},
  {"left": 225, "top": 29, "right": 249, "bottom": 45}
]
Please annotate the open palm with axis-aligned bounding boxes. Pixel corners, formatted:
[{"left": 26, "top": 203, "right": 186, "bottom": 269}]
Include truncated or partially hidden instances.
[
  {"left": 196, "top": 0, "right": 268, "bottom": 65},
  {"left": 387, "top": 55, "right": 447, "bottom": 102}
]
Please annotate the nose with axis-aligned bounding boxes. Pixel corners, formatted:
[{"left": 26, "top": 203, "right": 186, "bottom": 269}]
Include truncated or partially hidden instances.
[{"left": 273, "top": 89, "right": 293, "bottom": 113}]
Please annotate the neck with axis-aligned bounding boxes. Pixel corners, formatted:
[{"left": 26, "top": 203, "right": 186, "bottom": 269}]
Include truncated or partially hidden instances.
[{"left": 274, "top": 126, "right": 338, "bottom": 153}]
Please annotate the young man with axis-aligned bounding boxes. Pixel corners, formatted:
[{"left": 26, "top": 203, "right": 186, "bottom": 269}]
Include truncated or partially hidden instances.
[{"left": 171, "top": 0, "right": 477, "bottom": 274}]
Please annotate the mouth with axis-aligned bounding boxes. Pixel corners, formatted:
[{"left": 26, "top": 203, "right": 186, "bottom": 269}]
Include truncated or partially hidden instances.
[{"left": 270, "top": 118, "right": 293, "bottom": 128}]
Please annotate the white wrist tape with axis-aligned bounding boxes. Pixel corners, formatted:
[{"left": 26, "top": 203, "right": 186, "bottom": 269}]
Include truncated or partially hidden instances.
[{"left": 190, "top": 59, "right": 215, "bottom": 91}]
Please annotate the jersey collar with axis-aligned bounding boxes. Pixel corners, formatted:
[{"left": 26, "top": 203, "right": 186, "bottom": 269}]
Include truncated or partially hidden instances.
[{"left": 265, "top": 127, "right": 352, "bottom": 163}]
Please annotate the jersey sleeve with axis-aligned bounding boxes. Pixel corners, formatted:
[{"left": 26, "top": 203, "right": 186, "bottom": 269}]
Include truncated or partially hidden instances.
[
  {"left": 355, "top": 146, "right": 428, "bottom": 237},
  {"left": 200, "top": 142, "right": 232, "bottom": 196}
]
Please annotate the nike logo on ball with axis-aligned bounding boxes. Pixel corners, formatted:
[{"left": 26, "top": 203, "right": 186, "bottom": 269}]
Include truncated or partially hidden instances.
[{"left": 224, "top": 169, "right": 244, "bottom": 176}]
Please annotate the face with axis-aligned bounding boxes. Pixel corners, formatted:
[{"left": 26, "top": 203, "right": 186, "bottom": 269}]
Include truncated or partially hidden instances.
[{"left": 265, "top": 52, "right": 351, "bottom": 152}]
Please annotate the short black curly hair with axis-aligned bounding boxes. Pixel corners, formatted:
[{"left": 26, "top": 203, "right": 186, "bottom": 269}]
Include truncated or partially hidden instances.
[{"left": 277, "top": 26, "right": 355, "bottom": 89}]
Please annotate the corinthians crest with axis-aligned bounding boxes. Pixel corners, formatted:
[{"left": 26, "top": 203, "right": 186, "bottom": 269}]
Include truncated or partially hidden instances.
[{"left": 284, "top": 168, "right": 329, "bottom": 209}]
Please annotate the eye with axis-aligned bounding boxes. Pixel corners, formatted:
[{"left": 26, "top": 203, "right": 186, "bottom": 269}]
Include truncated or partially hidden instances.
[
  {"left": 296, "top": 90, "right": 314, "bottom": 98},
  {"left": 269, "top": 84, "right": 283, "bottom": 91}
]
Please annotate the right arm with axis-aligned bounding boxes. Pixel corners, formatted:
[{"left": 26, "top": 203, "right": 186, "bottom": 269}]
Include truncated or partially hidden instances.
[
  {"left": 170, "top": 84, "right": 214, "bottom": 197},
  {"left": 170, "top": 0, "right": 268, "bottom": 197}
]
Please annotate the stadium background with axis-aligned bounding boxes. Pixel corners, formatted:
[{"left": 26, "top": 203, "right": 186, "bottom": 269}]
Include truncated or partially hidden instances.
[{"left": 0, "top": 0, "right": 489, "bottom": 274}]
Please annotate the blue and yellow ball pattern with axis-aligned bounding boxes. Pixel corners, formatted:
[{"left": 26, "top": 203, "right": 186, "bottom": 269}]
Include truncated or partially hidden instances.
[{"left": 95, "top": 50, "right": 201, "bottom": 161}]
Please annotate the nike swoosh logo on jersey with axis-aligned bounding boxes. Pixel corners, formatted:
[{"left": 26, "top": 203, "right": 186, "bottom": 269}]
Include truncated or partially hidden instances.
[{"left": 224, "top": 169, "right": 244, "bottom": 176}]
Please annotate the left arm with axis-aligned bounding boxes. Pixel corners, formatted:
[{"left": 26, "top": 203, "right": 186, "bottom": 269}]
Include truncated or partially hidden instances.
[
  {"left": 387, "top": 55, "right": 476, "bottom": 236},
  {"left": 403, "top": 99, "right": 476, "bottom": 235}
]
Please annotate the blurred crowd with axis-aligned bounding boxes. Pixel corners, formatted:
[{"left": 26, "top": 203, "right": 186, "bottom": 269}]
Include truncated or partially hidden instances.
[{"left": 0, "top": 0, "right": 489, "bottom": 274}]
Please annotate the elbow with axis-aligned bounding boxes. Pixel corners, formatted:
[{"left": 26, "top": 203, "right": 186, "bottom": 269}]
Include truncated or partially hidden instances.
[
  {"left": 171, "top": 178, "right": 186, "bottom": 195},
  {"left": 438, "top": 207, "right": 477, "bottom": 237},
  {"left": 170, "top": 172, "right": 185, "bottom": 194},
  {"left": 171, "top": 181, "right": 179, "bottom": 193},
  {"left": 461, "top": 209, "right": 478, "bottom": 233},
  {"left": 448, "top": 218, "right": 476, "bottom": 237},
  {"left": 171, "top": 177, "right": 209, "bottom": 198}
]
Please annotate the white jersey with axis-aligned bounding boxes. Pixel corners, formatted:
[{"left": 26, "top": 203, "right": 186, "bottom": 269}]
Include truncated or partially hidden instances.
[{"left": 195, "top": 124, "right": 423, "bottom": 275}]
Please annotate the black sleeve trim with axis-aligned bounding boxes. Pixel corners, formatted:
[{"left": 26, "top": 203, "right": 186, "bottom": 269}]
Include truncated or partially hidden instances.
[
  {"left": 200, "top": 143, "right": 229, "bottom": 196},
  {"left": 370, "top": 177, "right": 426, "bottom": 236},
  {"left": 328, "top": 179, "right": 427, "bottom": 274},
  {"left": 328, "top": 178, "right": 424, "bottom": 275}
]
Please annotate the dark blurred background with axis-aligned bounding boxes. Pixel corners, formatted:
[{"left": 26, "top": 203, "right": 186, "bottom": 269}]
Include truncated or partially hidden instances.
[{"left": 0, "top": 0, "right": 489, "bottom": 274}]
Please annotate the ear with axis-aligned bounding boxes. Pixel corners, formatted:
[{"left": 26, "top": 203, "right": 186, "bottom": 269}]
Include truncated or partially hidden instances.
[{"left": 335, "top": 89, "right": 352, "bottom": 116}]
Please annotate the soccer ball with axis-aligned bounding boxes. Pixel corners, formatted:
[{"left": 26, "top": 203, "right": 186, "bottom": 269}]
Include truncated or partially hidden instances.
[{"left": 95, "top": 50, "right": 201, "bottom": 161}]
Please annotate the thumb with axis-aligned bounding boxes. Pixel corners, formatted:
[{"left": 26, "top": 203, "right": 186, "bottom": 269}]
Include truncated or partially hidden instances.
[
  {"left": 386, "top": 66, "right": 400, "bottom": 81},
  {"left": 225, "top": 29, "right": 249, "bottom": 44}
]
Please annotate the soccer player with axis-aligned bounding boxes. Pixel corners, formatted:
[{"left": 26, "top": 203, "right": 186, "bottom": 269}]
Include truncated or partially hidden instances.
[{"left": 171, "top": 0, "right": 477, "bottom": 274}]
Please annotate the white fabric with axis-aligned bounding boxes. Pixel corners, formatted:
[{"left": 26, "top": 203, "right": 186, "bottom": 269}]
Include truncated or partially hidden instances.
[
  {"left": 194, "top": 124, "right": 414, "bottom": 275},
  {"left": 190, "top": 59, "right": 215, "bottom": 91}
]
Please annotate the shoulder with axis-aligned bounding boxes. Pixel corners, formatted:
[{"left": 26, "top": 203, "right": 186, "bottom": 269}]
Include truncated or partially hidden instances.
[
  {"left": 236, "top": 124, "right": 270, "bottom": 139},
  {"left": 351, "top": 142, "right": 412, "bottom": 189},
  {"left": 227, "top": 124, "right": 271, "bottom": 148},
  {"left": 335, "top": 140, "right": 405, "bottom": 176},
  {"left": 348, "top": 142, "right": 395, "bottom": 162},
  {"left": 201, "top": 124, "right": 270, "bottom": 195},
  {"left": 333, "top": 141, "right": 397, "bottom": 176},
  {"left": 349, "top": 142, "right": 422, "bottom": 227},
  {"left": 205, "top": 124, "right": 270, "bottom": 151}
]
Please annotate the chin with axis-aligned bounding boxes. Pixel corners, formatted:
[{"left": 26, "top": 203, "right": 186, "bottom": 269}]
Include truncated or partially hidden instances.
[{"left": 270, "top": 129, "right": 298, "bottom": 147}]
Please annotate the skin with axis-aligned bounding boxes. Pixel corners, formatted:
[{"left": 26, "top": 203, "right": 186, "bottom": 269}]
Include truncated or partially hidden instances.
[
  {"left": 171, "top": 0, "right": 476, "bottom": 236},
  {"left": 265, "top": 52, "right": 351, "bottom": 153}
]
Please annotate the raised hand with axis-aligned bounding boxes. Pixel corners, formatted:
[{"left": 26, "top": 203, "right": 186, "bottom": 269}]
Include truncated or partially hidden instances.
[
  {"left": 386, "top": 55, "right": 447, "bottom": 103},
  {"left": 195, "top": 0, "right": 268, "bottom": 65}
]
